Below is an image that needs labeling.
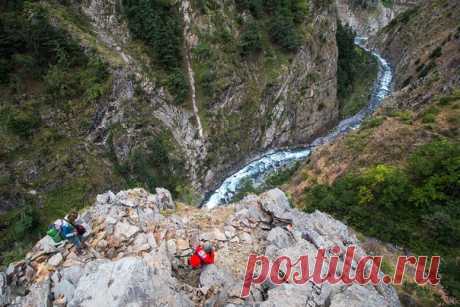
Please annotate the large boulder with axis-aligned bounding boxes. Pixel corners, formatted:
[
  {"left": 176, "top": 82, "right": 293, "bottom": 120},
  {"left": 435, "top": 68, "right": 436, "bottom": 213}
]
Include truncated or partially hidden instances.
[
  {"left": 199, "top": 264, "right": 235, "bottom": 290},
  {"left": 154, "top": 188, "right": 175, "bottom": 210},
  {"left": 199, "top": 265, "right": 242, "bottom": 305},
  {"left": 266, "top": 227, "right": 295, "bottom": 249},
  {"left": 259, "top": 188, "right": 295, "bottom": 225},
  {"left": 16, "top": 278, "right": 52, "bottom": 307},
  {"left": 68, "top": 257, "right": 192, "bottom": 307},
  {"left": 113, "top": 222, "right": 140, "bottom": 241}
]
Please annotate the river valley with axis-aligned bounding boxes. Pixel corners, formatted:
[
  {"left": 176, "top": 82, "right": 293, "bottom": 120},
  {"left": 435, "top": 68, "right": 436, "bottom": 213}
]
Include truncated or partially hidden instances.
[{"left": 204, "top": 37, "right": 394, "bottom": 208}]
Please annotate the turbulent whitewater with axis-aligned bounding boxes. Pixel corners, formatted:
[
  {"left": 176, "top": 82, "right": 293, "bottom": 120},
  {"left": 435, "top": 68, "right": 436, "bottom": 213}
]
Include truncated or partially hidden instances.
[{"left": 204, "top": 38, "right": 393, "bottom": 209}]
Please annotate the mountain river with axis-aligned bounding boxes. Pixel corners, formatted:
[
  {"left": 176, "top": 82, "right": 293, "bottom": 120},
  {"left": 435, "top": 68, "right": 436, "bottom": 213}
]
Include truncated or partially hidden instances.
[{"left": 203, "top": 37, "right": 393, "bottom": 209}]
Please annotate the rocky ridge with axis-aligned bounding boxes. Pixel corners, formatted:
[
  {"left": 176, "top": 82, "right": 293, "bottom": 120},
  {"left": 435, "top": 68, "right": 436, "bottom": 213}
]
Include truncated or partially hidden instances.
[{"left": 2, "top": 188, "right": 400, "bottom": 306}]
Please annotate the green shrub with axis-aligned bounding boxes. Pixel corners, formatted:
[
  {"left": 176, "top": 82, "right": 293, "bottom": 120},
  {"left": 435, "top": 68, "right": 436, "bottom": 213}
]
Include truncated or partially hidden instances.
[
  {"left": 420, "top": 106, "right": 439, "bottom": 123},
  {"left": 303, "top": 140, "right": 460, "bottom": 298},
  {"left": 344, "top": 130, "right": 371, "bottom": 152},
  {"left": 349, "top": 0, "right": 378, "bottom": 9},
  {"left": 438, "top": 93, "right": 460, "bottom": 106},
  {"left": 392, "top": 110, "right": 412, "bottom": 123},
  {"left": 192, "top": 42, "right": 212, "bottom": 60},
  {"left": 233, "top": 178, "right": 257, "bottom": 201},
  {"left": 167, "top": 68, "right": 189, "bottom": 105},
  {"left": 79, "top": 56, "right": 110, "bottom": 102},
  {"left": 429, "top": 46, "right": 442, "bottom": 59},
  {"left": 361, "top": 116, "right": 384, "bottom": 129},
  {"left": 7, "top": 109, "right": 41, "bottom": 138},
  {"left": 0, "top": 202, "right": 41, "bottom": 265},
  {"left": 421, "top": 113, "right": 436, "bottom": 123},
  {"left": 120, "top": 133, "right": 186, "bottom": 196},
  {"left": 418, "top": 61, "right": 436, "bottom": 78},
  {"left": 123, "top": 0, "right": 189, "bottom": 102},
  {"left": 398, "top": 7, "right": 418, "bottom": 24},
  {"left": 239, "top": 20, "right": 262, "bottom": 57},
  {"left": 264, "top": 163, "right": 300, "bottom": 187},
  {"left": 269, "top": 12, "right": 302, "bottom": 51},
  {"left": 235, "top": 0, "right": 264, "bottom": 17},
  {"left": 44, "top": 53, "right": 110, "bottom": 105},
  {"left": 196, "top": 65, "right": 216, "bottom": 98},
  {"left": 440, "top": 258, "right": 460, "bottom": 299},
  {"left": 12, "top": 205, "right": 40, "bottom": 240},
  {"left": 381, "top": 0, "right": 393, "bottom": 8},
  {"left": 44, "top": 64, "right": 80, "bottom": 102}
]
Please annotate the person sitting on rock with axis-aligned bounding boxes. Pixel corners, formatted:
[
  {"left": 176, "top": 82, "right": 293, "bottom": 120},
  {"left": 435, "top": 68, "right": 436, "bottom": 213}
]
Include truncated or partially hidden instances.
[
  {"left": 60, "top": 211, "right": 85, "bottom": 254},
  {"left": 188, "top": 241, "right": 214, "bottom": 269}
]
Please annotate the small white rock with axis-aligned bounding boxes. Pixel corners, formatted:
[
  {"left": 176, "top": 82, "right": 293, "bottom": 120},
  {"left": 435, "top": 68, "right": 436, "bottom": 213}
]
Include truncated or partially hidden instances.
[
  {"left": 239, "top": 233, "right": 253, "bottom": 243},
  {"left": 48, "top": 253, "right": 64, "bottom": 267},
  {"left": 214, "top": 229, "right": 227, "bottom": 241}
]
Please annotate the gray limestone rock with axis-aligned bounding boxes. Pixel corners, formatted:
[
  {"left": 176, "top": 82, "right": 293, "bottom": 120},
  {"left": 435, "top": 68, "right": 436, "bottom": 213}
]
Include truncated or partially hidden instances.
[
  {"left": 4, "top": 188, "right": 400, "bottom": 307},
  {"left": 0, "top": 273, "right": 9, "bottom": 306},
  {"left": 260, "top": 188, "right": 295, "bottom": 225},
  {"left": 52, "top": 279, "right": 76, "bottom": 303},
  {"left": 266, "top": 227, "right": 295, "bottom": 249},
  {"left": 68, "top": 257, "right": 192, "bottom": 307},
  {"left": 17, "top": 278, "right": 52, "bottom": 307}
]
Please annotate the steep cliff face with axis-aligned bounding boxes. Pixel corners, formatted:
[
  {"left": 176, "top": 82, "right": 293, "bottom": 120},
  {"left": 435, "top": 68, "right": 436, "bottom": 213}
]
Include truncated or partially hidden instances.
[
  {"left": 372, "top": 0, "right": 460, "bottom": 109},
  {"left": 335, "top": 0, "right": 418, "bottom": 36},
  {"left": 77, "top": 0, "right": 339, "bottom": 191},
  {"left": 190, "top": 0, "right": 339, "bottom": 188}
]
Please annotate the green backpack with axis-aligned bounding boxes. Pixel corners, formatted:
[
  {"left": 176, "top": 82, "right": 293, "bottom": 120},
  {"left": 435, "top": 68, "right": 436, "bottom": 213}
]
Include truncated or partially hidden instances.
[{"left": 47, "top": 225, "right": 63, "bottom": 243}]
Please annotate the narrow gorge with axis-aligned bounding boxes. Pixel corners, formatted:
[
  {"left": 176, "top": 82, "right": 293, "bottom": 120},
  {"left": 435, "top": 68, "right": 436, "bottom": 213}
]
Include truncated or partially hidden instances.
[
  {"left": 1, "top": 0, "right": 459, "bottom": 306},
  {"left": 204, "top": 37, "right": 393, "bottom": 208}
]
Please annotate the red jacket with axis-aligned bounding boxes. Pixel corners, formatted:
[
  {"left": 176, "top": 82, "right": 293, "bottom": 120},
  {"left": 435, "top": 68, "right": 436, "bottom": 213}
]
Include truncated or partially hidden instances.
[{"left": 188, "top": 245, "right": 214, "bottom": 268}]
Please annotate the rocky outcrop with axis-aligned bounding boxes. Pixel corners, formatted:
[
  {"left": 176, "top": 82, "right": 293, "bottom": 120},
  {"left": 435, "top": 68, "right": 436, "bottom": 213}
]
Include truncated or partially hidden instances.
[
  {"left": 336, "top": 0, "right": 419, "bottom": 36},
  {"left": 2, "top": 188, "right": 400, "bottom": 306}
]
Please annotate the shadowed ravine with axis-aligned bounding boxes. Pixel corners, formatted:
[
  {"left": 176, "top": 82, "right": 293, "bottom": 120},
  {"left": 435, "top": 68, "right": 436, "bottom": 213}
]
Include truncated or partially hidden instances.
[{"left": 203, "top": 37, "right": 393, "bottom": 209}]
